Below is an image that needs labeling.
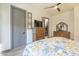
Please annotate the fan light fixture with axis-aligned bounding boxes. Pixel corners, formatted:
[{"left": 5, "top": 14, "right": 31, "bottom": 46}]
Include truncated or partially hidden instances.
[
  {"left": 44, "top": 3, "right": 61, "bottom": 12},
  {"left": 54, "top": 6, "right": 58, "bottom": 9}
]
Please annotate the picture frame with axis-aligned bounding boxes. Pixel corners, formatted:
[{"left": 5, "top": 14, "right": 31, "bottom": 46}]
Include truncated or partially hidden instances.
[{"left": 27, "top": 12, "right": 32, "bottom": 28}]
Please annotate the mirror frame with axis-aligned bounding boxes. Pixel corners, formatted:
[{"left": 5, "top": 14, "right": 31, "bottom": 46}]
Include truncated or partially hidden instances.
[{"left": 42, "top": 17, "right": 49, "bottom": 38}]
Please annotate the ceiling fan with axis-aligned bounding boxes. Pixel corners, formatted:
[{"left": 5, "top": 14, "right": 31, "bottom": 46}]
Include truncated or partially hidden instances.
[{"left": 45, "top": 3, "right": 61, "bottom": 12}]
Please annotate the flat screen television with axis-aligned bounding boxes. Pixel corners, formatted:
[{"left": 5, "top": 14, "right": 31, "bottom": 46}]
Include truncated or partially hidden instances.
[{"left": 34, "top": 20, "right": 42, "bottom": 27}]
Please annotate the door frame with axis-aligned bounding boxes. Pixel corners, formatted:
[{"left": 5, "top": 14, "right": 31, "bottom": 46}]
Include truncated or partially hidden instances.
[{"left": 11, "top": 5, "right": 26, "bottom": 49}]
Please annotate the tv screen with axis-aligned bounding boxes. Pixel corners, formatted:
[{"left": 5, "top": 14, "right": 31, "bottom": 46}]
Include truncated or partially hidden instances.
[{"left": 34, "top": 20, "right": 42, "bottom": 27}]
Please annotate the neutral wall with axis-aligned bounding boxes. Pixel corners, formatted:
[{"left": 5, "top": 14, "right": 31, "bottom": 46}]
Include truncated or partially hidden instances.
[
  {"left": 11, "top": 3, "right": 51, "bottom": 20},
  {"left": 74, "top": 6, "right": 79, "bottom": 41},
  {"left": 51, "top": 9, "right": 74, "bottom": 39},
  {"left": 1, "top": 4, "right": 11, "bottom": 51},
  {"left": 0, "top": 4, "right": 1, "bottom": 43},
  {"left": 1, "top": 3, "right": 51, "bottom": 51}
]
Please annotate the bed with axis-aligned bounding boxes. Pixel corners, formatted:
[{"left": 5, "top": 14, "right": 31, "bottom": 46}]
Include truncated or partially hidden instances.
[{"left": 23, "top": 37, "right": 79, "bottom": 56}]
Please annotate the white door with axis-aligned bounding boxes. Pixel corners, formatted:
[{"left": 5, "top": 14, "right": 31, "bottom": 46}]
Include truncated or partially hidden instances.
[{"left": 11, "top": 6, "right": 26, "bottom": 48}]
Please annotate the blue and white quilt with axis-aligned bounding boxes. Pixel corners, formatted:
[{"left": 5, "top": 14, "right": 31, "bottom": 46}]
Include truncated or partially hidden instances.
[{"left": 23, "top": 37, "right": 79, "bottom": 56}]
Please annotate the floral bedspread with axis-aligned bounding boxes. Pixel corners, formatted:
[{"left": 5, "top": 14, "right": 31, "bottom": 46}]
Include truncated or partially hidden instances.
[{"left": 23, "top": 37, "right": 79, "bottom": 56}]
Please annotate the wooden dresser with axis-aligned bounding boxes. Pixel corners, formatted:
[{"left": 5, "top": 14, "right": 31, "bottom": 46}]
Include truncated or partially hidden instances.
[
  {"left": 36, "top": 27, "right": 44, "bottom": 40},
  {"left": 53, "top": 31, "right": 70, "bottom": 39}
]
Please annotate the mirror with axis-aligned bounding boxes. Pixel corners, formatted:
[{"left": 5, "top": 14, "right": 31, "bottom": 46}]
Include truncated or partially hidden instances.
[
  {"left": 42, "top": 17, "right": 49, "bottom": 38},
  {"left": 27, "top": 12, "right": 32, "bottom": 29},
  {"left": 56, "top": 22, "right": 68, "bottom": 31}
]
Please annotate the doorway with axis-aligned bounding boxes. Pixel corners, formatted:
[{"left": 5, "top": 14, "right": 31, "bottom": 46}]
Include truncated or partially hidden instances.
[
  {"left": 42, "top": 17, "right": 49, "bottom": 38},
  {"left": 11, "top": 6, "right": 26, "bottom": 49}
]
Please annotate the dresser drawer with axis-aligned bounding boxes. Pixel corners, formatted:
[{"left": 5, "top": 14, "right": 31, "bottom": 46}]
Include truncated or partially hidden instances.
[
  {"left": 53, "top": 31, "right": 70, "bottom": 39},
  {"left": 36, "top": 27, "right": 44, "bottom": 40}
]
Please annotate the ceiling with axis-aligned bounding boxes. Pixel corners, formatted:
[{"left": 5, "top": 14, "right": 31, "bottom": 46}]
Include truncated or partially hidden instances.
[{"left": 25, "top": 3, "right": 79, "bottom": 15}]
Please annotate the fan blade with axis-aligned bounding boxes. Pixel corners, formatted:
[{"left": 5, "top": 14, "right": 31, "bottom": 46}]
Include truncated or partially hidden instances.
[
  {"left": 44, "top": 6, "right": 55, "bottom": 9},
  {"left": 57, "top": 8, "right": 61, "bottom": 12},
  {"left": 57, "top": 3, "right": 61, "bottom": 6}
]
